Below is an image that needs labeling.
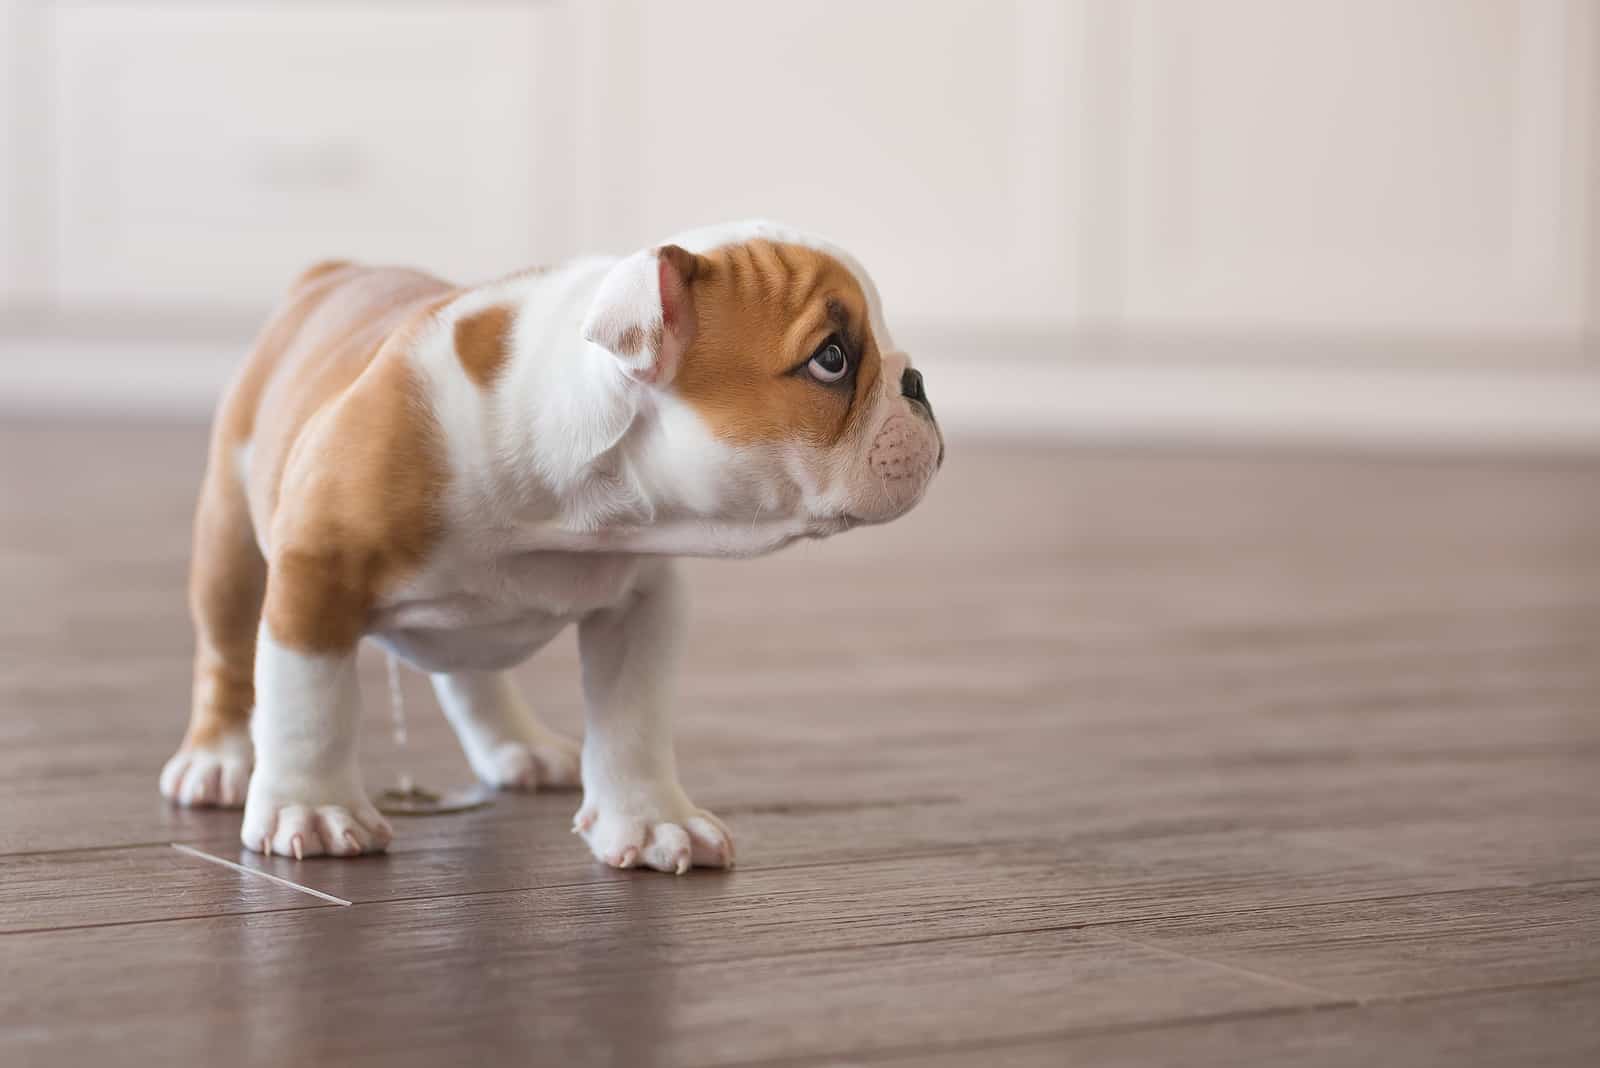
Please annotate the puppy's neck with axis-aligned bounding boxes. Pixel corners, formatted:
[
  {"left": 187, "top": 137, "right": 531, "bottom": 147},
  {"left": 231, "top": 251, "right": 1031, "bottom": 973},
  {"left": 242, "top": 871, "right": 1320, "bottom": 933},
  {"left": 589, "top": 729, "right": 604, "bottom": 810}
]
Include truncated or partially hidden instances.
[{"left": 419, "top": 259, "right": 702, "bottom": 543}]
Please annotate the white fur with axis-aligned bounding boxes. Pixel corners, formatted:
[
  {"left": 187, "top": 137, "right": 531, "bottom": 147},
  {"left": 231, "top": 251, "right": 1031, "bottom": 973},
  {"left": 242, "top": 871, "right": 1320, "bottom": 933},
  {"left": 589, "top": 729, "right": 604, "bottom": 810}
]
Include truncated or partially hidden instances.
[
  {"left": 159, "top": 726, "right": 252, "bottom": 808},
  {"left": 570, "top": 560, "right": 733, "bottom": 873},
  {"left": 242, "top": 624, "right": 392, "bottom": 857},
  {"left": 580, "top": 248, "right": 669, "bottom": 381}
]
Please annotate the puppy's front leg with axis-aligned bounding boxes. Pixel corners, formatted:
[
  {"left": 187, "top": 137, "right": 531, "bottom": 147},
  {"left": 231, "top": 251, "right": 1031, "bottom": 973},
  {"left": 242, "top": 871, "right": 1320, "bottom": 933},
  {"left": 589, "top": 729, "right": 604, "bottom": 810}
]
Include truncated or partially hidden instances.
[
  {"left": 574, "top": 561, "right": 734, "bottom": 873},
  {"left": 240, "top": 623, "right": 392, "bottom": 857}
]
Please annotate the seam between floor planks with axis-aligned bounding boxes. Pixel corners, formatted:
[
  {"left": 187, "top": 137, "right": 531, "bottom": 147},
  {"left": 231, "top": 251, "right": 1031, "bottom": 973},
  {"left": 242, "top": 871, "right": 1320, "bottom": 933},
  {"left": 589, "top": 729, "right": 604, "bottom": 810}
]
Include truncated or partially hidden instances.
[
  {"left": 0, "top": 835, "right": 241, "bottom": 860},
  {"left": 1093, "top": 926, "right": 1347, "bottom": 999},
  {"left": 724, "top": 1003, "right": 1368, "bottom": 1068},
  {"left": 1337, "top": 973, "right": 1600, "bottom": 1006},
  {"left": 3, "top": 902, "right": 345, "bottom": 937},
  {"left": 721, "top": 976, "right": 1600, "bottom": 1068}
]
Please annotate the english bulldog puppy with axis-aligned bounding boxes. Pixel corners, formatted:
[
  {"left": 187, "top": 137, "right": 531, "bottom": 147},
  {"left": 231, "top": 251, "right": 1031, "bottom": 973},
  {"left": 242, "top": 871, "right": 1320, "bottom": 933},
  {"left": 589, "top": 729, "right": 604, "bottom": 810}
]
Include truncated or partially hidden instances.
[{"left": 159, "top": 220, "right": 942, "bottom": 872}]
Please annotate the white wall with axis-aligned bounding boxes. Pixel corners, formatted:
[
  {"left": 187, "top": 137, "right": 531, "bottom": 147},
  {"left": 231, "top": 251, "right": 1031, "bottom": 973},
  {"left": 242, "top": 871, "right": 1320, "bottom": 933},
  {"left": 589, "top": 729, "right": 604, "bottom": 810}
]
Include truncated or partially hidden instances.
[{"left": 2, "top": 0, "right": 1598, "bottom": 448}]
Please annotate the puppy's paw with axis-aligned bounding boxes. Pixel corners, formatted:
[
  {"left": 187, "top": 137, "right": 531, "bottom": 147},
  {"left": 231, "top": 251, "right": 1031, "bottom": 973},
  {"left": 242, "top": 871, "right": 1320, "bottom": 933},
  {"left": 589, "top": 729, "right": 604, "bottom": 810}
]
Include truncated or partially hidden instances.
[
  {"left": 160, "top": 729, "right": 253, "bottom": 808},
  {"left": 241, "top": 772, "right": 391, "bottom": 858},
  {"left": 486, "top": 738, "right": 582, "bottom": 791},
  {"left": 467, "top": 731, "right": 581, "bottom": 792},
  {"left": 574, "top": 785, "right": 734, "bottom": 874}
]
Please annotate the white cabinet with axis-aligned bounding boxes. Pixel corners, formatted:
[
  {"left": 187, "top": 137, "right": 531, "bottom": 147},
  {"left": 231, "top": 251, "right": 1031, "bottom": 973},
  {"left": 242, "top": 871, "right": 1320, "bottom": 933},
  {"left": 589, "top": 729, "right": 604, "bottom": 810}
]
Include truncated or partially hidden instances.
[
  {"left": 576, "top": 0, "right": 1087, "bottom": 332},
  {"left": 6, "top": 0, "right": 1597, "bottom": 358},
  {"left": 581, "top": 0, "right": 1597, "bottom": 346},
  {"left": 0, "top": 0, "right": 20, "bottom": 305},
  {"left": 48, "top": 3, "right": 554, "bottom": 307},
  {"left": 1105, "top": 0, "right": 1596, "bottom": 335}
]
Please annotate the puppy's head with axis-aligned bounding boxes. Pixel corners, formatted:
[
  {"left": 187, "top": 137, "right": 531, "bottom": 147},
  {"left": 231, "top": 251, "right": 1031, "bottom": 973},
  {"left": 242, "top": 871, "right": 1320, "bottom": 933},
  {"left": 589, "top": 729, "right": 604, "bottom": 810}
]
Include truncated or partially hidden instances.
[{"left": 583, "top": 225, "right": 941, "bottom": 552}]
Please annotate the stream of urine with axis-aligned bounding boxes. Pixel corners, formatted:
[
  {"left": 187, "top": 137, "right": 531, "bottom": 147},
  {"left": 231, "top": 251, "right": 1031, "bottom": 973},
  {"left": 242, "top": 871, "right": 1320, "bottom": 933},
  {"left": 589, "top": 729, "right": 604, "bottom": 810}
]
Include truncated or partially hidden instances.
[
  {"left": 377, "top": 652, "right": 492, "bottom": 815},
  {"left": 385, "top": 651, "right": 415, "bottom": 795}
]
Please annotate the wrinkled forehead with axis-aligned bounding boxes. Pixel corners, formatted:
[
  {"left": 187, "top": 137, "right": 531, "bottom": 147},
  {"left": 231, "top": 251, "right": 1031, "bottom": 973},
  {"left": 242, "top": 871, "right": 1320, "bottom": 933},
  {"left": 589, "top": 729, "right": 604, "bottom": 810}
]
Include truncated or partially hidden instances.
[
  {"left": 694, "top": 240, "right": 869, "bottom": 370},
  {"left": 667, "top": 233, "right": 889, "bottom": 452},
  {"left": 664, "top": 219, "right": 897, "bottom": 352}
]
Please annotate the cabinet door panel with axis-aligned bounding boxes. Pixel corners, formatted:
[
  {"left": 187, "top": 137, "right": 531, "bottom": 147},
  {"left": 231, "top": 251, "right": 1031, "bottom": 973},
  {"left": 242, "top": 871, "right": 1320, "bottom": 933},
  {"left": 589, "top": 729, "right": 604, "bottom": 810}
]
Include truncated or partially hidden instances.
[
  {"left": 51, "top": 4, "right": 546, "bottom": 307},
  {"left": 596, "top": 0, "right": 1084, "bottom": 329},
  {"left": 1112, "top": 0, "right": 1595, "bottom": 334}
]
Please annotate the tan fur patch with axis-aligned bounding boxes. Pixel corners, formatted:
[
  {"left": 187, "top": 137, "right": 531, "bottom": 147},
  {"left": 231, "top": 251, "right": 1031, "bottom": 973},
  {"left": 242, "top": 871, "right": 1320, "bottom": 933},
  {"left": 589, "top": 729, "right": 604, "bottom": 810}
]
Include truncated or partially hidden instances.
[
  {"left": 671, "top": 240, "right": 881, "bottom": 448},
  {"left": 262, "top": 333, "right": 447, "bottom": 653},
  {"left": 176, "top": 260, "right": 393, "bottom": 745},
  {"left": 293, "top": 259, "right": 354, "bottom": 288},
  {"left": 261, "top": 309, "right": 450, "bottom": 652},
  {"left": 184, "top": 432, "right": 267, "bottom": 746},
  {"left": 615, "top": 323, "right": 645, "bottom": 357},
  {"left": 454, "top": 304, "right": 515, "bottom": 389},
  {"left": 196, "top": 263, "right": 458, "bottom": 657}
]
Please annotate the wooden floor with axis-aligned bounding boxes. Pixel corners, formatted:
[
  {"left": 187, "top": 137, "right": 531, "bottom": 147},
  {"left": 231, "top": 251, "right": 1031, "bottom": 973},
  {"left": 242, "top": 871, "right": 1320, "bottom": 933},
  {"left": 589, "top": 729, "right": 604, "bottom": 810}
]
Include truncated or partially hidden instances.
[{"left": 2, "top": 421, "right": 1598, "bottom": 1067}]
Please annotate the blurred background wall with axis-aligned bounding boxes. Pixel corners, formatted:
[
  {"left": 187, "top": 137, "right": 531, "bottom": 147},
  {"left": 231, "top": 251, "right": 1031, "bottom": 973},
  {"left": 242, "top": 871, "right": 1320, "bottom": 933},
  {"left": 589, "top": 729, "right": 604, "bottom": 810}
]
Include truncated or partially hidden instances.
[{"left": 1, "top": 0, "right": 1597, "bottom": 447}]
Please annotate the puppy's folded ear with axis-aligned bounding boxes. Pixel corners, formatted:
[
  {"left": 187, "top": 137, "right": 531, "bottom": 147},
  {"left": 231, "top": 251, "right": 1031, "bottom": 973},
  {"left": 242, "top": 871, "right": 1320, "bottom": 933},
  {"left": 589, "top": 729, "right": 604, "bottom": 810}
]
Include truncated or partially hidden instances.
[{"left": 581, "top": 244, "right": 702, "bottom": 386}]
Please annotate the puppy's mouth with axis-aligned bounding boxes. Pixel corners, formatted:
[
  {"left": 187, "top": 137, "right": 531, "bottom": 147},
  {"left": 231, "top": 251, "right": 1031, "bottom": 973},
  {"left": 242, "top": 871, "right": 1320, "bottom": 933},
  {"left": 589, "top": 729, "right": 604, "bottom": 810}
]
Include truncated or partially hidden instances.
[
  {"left": 904, "top": 398, "right": 943, "bottom": 468},
  {"left": 816, "top": 514, "right": 861, "bottom": 535},
  {"left": 797, "top": 513, "right": 868, "bottom": 542}
]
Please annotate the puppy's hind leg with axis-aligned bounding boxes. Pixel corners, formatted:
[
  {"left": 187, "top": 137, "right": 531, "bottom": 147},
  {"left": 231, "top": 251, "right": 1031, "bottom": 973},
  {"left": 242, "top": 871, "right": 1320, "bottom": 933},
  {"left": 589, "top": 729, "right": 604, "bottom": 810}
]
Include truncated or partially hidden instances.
[
  {"left": 239, "top": 551, "right": 391, "bottom": 858},
  {"left": 432, "top": 670, "right": 581, "bottom": 791},
  {"left": 160, "top": 445, "right": 261, "bottom": 808}
]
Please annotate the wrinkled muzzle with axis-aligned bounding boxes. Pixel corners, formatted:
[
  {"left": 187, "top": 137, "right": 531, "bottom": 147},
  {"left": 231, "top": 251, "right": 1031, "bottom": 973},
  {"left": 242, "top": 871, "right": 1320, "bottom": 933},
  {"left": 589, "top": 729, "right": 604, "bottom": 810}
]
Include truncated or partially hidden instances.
[{"left": 849, "top": 365, "right": 941, "bottom": 523}]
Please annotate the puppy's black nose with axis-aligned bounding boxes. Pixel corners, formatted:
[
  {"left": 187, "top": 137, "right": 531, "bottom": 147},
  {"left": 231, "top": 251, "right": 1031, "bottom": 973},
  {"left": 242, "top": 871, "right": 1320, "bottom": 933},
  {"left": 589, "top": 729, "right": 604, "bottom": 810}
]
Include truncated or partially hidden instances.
[{"left": 900, "top": 367, "right": 928, "bottom": 406}]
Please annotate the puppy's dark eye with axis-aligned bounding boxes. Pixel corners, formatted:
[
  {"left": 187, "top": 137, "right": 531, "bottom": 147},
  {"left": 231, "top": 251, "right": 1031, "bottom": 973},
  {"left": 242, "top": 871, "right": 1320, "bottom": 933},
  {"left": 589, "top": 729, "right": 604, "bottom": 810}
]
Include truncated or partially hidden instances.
[{"left": 806, "top": 340, "right": 849, "bottom": 384}]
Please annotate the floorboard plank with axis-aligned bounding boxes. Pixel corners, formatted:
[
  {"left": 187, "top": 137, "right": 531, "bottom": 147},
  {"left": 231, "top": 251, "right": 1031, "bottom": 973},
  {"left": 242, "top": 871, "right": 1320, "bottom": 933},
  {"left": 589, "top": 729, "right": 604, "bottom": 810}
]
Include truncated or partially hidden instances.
[
  {"left": 1113, "top": 881, "right": 1600, "bottom": 1000},
  {"left": 0, "top": 907, "right": 1327, "bottom": 1068},
  {"left": 0, "top": 845, "right": 336, "bottom": 933},
  {"left": 848, "top": 981, "right": 1600, "bottom": 1068}
]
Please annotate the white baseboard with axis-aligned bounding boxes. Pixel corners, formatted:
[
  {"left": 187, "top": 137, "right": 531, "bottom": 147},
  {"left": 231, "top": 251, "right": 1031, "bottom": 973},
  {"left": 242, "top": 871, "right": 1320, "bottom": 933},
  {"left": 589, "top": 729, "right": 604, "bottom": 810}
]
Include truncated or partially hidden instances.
[
  {"left": 4, "top": 333, "right": 1599, "bottom": 451},
  {"left": 2, "top": 336, "right": 242, "bottom": 417},
  {"left": 912, "top": 352, "right": 1600, "bottom": 451}
]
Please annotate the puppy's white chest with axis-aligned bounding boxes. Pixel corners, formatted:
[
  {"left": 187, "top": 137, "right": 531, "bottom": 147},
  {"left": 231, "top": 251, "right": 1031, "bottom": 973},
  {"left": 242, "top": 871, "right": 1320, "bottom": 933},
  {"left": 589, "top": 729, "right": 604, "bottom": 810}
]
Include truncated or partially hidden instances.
[{"left": 372, "top": 548, "right": 644, "bottom": 672}]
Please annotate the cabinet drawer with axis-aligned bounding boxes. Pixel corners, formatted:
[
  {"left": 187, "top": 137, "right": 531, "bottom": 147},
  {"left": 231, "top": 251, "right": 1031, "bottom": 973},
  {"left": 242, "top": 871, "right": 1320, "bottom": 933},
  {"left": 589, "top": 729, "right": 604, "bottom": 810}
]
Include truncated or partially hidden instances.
[{"left": 50, "top": 3, "right": 548, "bottom": 308}]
